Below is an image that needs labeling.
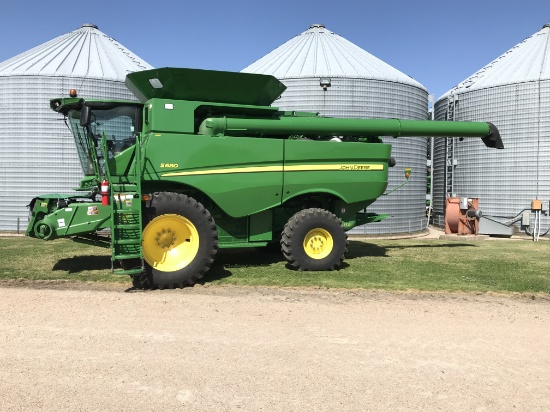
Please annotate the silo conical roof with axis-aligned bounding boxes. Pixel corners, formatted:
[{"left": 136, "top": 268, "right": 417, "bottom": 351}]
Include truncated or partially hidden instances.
[
  {"left": 0, "top": 24, "right": 152, "bottom": 80},
  {"left": 440, "top": 24, "right": 550, "bottom": 99},
  {"left": 242, "top": 24, "right": 424, "bottom": 89}
]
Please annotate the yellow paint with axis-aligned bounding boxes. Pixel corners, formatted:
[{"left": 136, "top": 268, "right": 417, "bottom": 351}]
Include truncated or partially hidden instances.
[
  {"left": 162, "top": 165, "right": 282, "bottom": 177},
  {"left": 303, "top": 227, "right": 333, "bottom": 259},
  {"left": 161, "top": 164, "right": 384, "bottom": 177},
  {"left": 142, "top": 214, "right": 199, "bottom": 272}
]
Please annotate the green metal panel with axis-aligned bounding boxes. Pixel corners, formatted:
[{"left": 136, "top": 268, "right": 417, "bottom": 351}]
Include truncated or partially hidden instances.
[
  {"left": 145, "top": 99, "right": 196, "bottom": 134},
  {"left": 144, "top": 100, "right": 280, "bottom": 136},
  {"left": 126, "top": 68, "right": 287, "bottom": 106},
  {"left": 216, "top": 216, "right": 248, "bottom": 244},
  {"left": 143, "top": 133, "right": 284, "bottom": 217},
  {"left": 282, "top": 140, "right": 391, "bottom": 205},
  {"left": 249, "top": 210, "right": 273, "bottom": 242},
  {"left": 106, "top": 146, "right": 135, "bottom": 176}
]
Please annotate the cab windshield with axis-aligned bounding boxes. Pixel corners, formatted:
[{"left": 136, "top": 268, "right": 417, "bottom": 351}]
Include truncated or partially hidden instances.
[{"left": 67, "top": 105, "right": 141, "bottom": 176}]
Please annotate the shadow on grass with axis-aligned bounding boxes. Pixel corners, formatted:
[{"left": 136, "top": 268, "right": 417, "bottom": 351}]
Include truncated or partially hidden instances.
[
  {"left": 346, "top": 241, "right": 387, "bottom": 259},
  {"left": 201, "top": 242, "right": 390, "bottom": 282},
  {"left": 53, "top": 255, "right": 111, "bottom": 273},
  {"left": 200, "top": 248, "right": 284, "bottom": 283}
]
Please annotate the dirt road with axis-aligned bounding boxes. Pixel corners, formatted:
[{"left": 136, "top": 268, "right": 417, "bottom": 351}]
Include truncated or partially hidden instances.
[{"left": 1, "top": 282, "right": 549, "bottom": 411}]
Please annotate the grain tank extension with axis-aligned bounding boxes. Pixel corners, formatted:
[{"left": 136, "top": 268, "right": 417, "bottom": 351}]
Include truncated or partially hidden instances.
[{"left": 26, "top": 68, "right": 503, "bottom": 289}]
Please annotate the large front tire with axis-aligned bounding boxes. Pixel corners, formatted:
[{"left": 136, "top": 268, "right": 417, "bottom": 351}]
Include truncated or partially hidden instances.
[
  {"left": 134, "top": 192, "right": 218, "bottom": 289},
  {"left": 281, "top": 208, "right": 347, "bottom": 271}
]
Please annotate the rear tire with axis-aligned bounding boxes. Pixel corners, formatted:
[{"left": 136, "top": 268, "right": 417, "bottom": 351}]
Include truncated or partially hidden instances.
[
  {"left": 281, "top": 208, "right": 347, "bottom": 271},
  {"left": 133, "top": 192, "right": 218, "bottom": 289}
]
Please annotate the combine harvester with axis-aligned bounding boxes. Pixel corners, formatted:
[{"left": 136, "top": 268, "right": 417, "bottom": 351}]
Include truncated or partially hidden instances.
[{"left": 26, "top": 68, "right": 503, "bottom": 288}]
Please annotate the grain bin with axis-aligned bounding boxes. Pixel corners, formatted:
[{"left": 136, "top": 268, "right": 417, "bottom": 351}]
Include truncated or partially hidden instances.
[{"left": 433, "top": 24, "right": 550, "bottom": 235}]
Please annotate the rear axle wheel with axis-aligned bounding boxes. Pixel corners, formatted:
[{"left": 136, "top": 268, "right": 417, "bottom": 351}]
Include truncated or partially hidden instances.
[{"left": 281, "top": 208, "right": 347, "bottom": 271}]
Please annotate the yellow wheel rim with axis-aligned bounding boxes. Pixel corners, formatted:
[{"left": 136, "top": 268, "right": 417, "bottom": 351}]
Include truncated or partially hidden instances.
[
  {"left": 143, "top": 214, "right": 199, "bottom": 272},
  {"left": 303, "top": 228, "right": 333, "bottom": 259}
]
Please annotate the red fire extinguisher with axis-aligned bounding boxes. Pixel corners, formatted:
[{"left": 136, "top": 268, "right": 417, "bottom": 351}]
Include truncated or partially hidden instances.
[{"left": 100, "top": 179, "right": 109, "bottom": 206}]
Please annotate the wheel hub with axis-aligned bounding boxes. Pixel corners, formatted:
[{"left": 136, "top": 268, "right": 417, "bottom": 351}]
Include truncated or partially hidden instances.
[
  {"left": 303, "top": 228, "right": 333, "bottom": 259},
  {"left": 157, "top": 229, "right": 176, "bottom": 249},
  {"left": 308, "top": 235, "right": 326, "bottom": 253}
]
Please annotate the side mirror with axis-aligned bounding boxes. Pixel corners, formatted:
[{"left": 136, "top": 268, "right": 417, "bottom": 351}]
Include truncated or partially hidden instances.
[{"left": 80, "top": 106, "right": 91, "bottom": 126}]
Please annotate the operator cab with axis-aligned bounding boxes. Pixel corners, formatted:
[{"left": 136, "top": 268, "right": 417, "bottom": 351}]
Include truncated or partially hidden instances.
[{"left": 54, "top": 99, "right": 142, "bottom": 176}]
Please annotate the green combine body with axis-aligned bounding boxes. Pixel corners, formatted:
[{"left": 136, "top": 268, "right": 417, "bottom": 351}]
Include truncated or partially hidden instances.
[{"left": 26, "top": 67, "right": 504, "bottom": 289}]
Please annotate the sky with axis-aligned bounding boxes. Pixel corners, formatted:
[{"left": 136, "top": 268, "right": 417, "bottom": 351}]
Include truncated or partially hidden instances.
[{"left": 1, "top": 0, "right": 549, "bottom": 103}]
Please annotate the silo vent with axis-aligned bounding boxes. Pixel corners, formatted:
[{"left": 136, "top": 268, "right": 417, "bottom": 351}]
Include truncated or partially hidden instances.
[{"left": 80, "top": 23, "right": 98, "bottom": 29}]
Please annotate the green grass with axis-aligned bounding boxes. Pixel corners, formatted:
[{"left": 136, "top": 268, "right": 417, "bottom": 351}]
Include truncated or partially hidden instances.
[{"left": 1, "top": 236, "right": 549, "bottom": 294}]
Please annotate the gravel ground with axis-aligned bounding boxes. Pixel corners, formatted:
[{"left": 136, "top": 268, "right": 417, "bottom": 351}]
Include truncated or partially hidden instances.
[{"left": 1, "top": 281, "right": 549, "bottom": 411}]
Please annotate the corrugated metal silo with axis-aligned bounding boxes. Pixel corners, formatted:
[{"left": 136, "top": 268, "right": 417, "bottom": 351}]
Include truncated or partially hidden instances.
[
  {"left": 0, "top": 24, "right": 153, "bottom": 231},
  {"left": 433, "top": 24, "right": 550, "bottom": 230},
  {"left": 242, "top": 24, "right": 429, "bottom": 234}
]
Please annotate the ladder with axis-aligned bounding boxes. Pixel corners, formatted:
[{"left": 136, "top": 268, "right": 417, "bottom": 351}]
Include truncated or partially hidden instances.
[
  {"left": 103, "top": 135, "right": 144, "bottom": 276},
  {"left": 445, "top": 95, "right": 457, "bottom": 198}
]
